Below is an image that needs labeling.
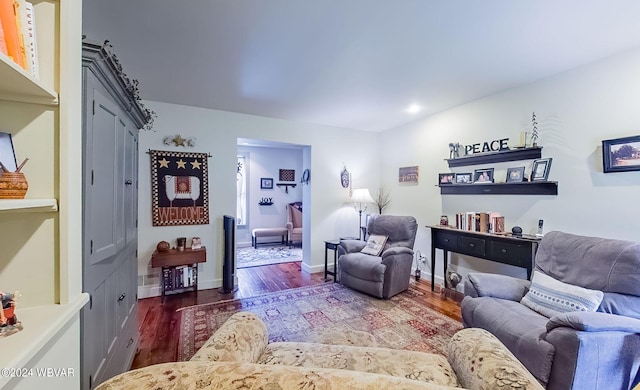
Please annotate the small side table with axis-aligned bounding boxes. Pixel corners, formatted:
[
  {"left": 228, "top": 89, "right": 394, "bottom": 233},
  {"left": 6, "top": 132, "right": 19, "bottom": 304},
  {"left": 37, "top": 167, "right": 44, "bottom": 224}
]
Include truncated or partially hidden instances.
[
  {"left": 324, "top": 240, "right": 340, "bottom": 282},
  {"left": 151, "top": 247, "right": 207, "bottom": 296}
]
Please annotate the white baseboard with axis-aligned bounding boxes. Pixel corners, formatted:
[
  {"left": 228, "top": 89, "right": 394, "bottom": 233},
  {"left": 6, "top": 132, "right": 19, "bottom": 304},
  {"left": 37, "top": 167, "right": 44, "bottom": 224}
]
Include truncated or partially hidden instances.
[{"left": 137, "top": 278, "right": 223, "bottom": 299}]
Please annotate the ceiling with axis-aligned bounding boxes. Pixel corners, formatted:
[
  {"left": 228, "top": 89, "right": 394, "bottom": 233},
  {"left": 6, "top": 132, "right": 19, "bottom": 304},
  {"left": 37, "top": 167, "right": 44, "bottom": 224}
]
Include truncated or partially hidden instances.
[{"left": 83, "top": 0, "right": 640, "bottom": 132}]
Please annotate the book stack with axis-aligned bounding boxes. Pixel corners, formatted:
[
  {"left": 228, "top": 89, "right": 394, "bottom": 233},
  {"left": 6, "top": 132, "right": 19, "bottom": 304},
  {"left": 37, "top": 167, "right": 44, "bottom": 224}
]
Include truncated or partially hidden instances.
[
  {"left": 455, "top": 211, "right": 504, "bottom": 234},
  {"left": 0, "top": 0, "right": 38, "bottom": 78},
  {"left": 163, "top": 266, "right": 197, "bottom": 291}
]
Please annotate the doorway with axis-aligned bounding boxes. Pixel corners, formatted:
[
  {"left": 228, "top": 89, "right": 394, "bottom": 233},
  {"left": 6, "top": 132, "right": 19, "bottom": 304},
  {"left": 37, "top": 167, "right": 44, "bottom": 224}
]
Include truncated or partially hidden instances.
[{"left": 236, "top": 138, "right": 309, "bottom": 271}]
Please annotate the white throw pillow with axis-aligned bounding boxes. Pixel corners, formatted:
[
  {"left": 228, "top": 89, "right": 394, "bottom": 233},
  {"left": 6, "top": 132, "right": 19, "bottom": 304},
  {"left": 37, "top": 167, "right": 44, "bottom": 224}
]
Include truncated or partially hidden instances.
[
  {"left": 360, "top": 234, "right": 389, "bottom": 256},
  {"left": 521, "top": 271, "right": 604, "bottom": 318}
]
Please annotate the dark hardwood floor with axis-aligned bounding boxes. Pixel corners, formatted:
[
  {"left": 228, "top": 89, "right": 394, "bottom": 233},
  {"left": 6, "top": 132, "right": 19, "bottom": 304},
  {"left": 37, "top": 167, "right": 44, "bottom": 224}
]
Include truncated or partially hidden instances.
[{"left": 131, "top": 261, "right": 461, "bottom": 370}]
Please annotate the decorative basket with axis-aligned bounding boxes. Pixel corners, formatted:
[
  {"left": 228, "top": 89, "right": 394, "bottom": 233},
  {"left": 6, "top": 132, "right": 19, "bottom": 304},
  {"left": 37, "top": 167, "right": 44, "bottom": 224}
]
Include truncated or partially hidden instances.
[{"left": 0, "top": 172, "right": 28, "bottom": 199}]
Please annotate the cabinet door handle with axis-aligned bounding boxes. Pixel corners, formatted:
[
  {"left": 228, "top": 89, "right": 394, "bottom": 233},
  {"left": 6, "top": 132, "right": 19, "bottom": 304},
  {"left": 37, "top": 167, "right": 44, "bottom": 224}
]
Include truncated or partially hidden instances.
[
  {"left": 444, "top": 238, "right": 449, "bottom": 243},
  {"left": 125, "top": 180, "right": 133, "bottom": 185},
  {"left": 118, "top": 293, "right": 126, "bottom": 302},
  {"left": 501, "top": 249, "right": 507, "bottom": 253},
  {"left": 469, "top": 243, "right": 475, "bottom": 247}
]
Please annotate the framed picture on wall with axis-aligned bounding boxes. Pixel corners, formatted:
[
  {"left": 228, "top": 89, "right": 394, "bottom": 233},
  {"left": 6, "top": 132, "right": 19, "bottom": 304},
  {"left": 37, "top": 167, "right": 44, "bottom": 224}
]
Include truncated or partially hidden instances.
[
  {"left": 602, "top": 135, "right": 640, "bottom": 173},
  {"left": 260, "top": 177, "right": 274, "bottom": 189},
  {"left": 531, "top": 158, "right": 553, "bottom": 181},
  {"left": 473, "top": 168, "right": 495, "bottom": 183},
  {"left": 438, "top": 173, "right": 455, "bottom": 185},
  {"left": 506, "top": 166, "right": 525, "bottom": 183},
  {"left": 454, "top": 173, "right": 472, "bottom": 184}
]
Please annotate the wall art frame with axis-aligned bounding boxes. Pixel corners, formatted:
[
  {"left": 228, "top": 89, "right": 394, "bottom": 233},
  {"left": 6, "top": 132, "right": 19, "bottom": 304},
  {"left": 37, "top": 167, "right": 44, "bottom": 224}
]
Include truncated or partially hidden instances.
[
  {"left": 454, "top": 173, "right": 472, "bottom": 184},
  {"left": 150, "top": 149, "right": 209, "bottom": 226},
  {"left": 531, "top": 158, "right": 553, "bottom": 181},
  {"left": 260, "top": 177, "right": 274, "bottom": 189},
  {"left": 506, "top": 166, "right": 526, "bottom": 183},
  {"left": 473, "top": 168, "right": 495, "bottom": 183},
  {"left": 602, "top": 135, "right": 640, "bottom": 173},
  {"left": 438, "top": 173, "right": 455, "bottom": 185}
]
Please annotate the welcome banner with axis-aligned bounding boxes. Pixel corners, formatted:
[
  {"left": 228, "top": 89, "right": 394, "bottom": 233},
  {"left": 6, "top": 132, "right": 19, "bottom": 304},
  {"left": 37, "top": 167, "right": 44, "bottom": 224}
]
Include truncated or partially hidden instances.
[{"left": 150, "top": 150, "right": 209, "bottom": 226}]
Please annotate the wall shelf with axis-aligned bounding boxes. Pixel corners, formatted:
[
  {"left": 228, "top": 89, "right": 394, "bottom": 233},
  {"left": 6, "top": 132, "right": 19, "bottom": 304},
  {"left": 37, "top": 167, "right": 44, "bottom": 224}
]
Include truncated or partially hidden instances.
[
  {"left": 447, "top": 147, "right": 542, "bottom": 168},
  {"left": 0, "top": 199, "right": 58, "bottom": 212},
  {"left": 0, "top": 53, "right": 58, "bottom": 106},
  {"left": 439, "top": 181, "right": 558, "bottom": 195}
]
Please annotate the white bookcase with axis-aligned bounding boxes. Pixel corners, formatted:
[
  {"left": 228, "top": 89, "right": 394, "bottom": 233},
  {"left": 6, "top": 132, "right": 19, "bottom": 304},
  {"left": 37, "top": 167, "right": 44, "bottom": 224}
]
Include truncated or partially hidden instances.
[{"left": 0, "top": 1, "right": 88, "bottom": 389}]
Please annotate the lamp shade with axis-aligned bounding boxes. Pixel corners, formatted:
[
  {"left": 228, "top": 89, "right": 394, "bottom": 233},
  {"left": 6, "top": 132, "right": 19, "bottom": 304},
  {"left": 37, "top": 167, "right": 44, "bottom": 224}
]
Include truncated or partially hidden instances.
[{"left": 351, "top": 188, "right": 374, "bottom": 204}]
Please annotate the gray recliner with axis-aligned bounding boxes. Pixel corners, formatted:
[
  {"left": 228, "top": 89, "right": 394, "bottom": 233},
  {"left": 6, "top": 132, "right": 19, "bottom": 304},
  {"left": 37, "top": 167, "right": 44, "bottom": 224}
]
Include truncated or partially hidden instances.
[
  {"left": 338, "top": 215, "right": 417, "bottom": 299},
  {"left": 461, "top": 231, "right": 640, "bottom": 390}
]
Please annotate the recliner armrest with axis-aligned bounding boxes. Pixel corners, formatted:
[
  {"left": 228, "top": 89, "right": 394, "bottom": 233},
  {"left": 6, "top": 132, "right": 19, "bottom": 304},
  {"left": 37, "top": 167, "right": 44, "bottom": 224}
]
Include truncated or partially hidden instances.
[
  {"left": 448, "top": 328, "right": 544, "bottom": 390},
  {"left": 339, "top": 239, "right": 367, "bottom": 254},
  {"left": 381, "top": 246, "right": 413, "bottom": 258},
  {"left": 465, "top": 272, "right": 530, "bottom": 301},
  {"left": 546, "top": 311, "right": 640, "bottom": 333}
]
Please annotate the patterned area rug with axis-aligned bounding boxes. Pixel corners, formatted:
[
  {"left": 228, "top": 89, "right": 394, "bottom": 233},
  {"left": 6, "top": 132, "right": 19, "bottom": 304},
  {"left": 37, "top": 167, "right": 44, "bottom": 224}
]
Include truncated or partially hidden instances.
[
  {"left": 236, "top": 245, "right": 302, "bottom": 268},
  {"left": 177, "top": 283, "right": 462, "bottom": 361}
]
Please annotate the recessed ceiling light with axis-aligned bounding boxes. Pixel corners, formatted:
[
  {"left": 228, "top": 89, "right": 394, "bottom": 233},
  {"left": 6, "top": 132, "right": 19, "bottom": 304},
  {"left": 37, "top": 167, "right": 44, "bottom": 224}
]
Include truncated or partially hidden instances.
[{"left": 405, "top": 104, "right": 423, "bottom": 114}]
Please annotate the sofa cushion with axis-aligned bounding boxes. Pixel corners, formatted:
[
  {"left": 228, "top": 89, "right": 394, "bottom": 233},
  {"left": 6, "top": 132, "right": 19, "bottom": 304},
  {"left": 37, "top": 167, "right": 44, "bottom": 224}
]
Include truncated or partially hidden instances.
[
  {"left": 361, "top": 234, "right": 388, "bottom": 256},
  {"left": 521, "top": 271, "right": 604, "bottom": 318},
  {"left": 257, "top": 342, "right": 459, "bottom": 387},
  {"left": 534, "top": 231, "right": 640, "bottom": 296},
  {"left": 96, "top": 361, "right": 457, "bottom": 390},
  {"left": 461, "top": 296, "right": 555, "bottom": 386}
]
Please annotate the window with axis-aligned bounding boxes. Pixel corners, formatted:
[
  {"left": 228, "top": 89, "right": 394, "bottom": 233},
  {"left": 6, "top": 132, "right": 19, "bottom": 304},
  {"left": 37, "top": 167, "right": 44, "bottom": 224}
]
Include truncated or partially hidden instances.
[{"left": 236, "top": 155, "right": 247, "bottom": 226}]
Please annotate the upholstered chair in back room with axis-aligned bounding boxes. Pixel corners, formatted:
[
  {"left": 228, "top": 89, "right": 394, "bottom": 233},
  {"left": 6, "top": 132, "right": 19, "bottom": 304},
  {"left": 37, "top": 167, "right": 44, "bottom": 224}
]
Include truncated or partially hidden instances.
[
  {"left": 338, "top": 215, "right": 417, "bottom": 299},
  {"left": 286, "top": 202, "right": 303, "bottom": 247},
  {"left": 461, "top": 231, "right": 640, "bottom": 390}
]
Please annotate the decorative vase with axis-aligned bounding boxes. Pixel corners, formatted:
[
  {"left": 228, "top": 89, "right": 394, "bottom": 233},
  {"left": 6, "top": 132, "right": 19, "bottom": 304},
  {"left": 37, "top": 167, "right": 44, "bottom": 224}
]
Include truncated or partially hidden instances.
[
  {"left": 0, "top": 172, "right": 28, "bottom": 199},
  {"left": 156, "top": 241, "right": 170, "bottom": 252}
]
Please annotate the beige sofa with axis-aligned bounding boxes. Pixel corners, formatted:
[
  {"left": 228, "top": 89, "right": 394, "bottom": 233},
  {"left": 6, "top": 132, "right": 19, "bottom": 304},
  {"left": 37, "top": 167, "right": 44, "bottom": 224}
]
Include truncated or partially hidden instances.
[{"left": 98, "top": 312, "right": 543, "bottom": 389}]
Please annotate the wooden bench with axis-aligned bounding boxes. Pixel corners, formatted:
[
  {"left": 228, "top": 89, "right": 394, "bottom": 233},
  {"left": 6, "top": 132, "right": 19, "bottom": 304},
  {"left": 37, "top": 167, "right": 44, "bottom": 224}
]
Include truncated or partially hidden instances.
[{"left": 252, "top": 227, "right": 289, "bottom": 248}]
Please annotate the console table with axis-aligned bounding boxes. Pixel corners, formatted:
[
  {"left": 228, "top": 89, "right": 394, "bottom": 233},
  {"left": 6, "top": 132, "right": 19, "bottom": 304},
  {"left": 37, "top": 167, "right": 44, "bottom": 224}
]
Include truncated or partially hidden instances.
[
  {"left": 151, "top": 247, "right": 207, "bottom": 295},
  {"left": 428, "top": 226, "right": 540, "bottom": 291}
]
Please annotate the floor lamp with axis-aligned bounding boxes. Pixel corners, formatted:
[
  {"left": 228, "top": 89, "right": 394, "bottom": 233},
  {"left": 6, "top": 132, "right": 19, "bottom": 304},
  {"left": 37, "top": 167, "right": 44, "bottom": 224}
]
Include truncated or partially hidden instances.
[{"left": 351, "top": 188, "right": 374, "bottom": 240}]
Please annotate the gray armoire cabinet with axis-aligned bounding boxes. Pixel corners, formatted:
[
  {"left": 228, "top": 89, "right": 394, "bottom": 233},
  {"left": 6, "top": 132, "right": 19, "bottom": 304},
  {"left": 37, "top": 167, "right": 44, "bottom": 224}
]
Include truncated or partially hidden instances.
[{"left": 81, "top": 41, "right": 148, "bottom": 389}]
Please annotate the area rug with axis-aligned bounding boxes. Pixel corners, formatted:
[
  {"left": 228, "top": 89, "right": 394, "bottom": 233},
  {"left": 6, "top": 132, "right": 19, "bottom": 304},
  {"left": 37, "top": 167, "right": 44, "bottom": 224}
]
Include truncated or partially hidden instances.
[
  {"left": 236, "top": 245, "right": 302, "bottom": 268},
  {"left": 177, "top": 283, "right": 462, "bottom": 361}
]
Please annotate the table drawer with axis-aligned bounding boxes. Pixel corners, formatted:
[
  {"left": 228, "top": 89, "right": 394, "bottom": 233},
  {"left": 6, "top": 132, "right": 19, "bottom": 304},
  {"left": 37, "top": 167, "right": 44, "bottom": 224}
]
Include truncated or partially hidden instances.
[
  {"left": 487, "top": 241, "right": 529, "bottom": 267},
  {"left": 434, "top": 232, "right": 458, "bottom": 251},
  {"left": 457, "top": 236, "right": 485, "bottom": 257}
]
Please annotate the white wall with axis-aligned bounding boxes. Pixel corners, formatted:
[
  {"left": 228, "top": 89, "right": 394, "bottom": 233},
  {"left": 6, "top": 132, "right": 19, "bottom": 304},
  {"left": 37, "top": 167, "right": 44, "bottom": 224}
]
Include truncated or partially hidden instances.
[
  {"left": 379, "top": 47, "right": 640, "bottom": 287},
  {"left": 137, "top": 103, "right": 379, "bottom": 297},
  {"left": 236, "top": 145, "right": 303, "bottom": 246}
]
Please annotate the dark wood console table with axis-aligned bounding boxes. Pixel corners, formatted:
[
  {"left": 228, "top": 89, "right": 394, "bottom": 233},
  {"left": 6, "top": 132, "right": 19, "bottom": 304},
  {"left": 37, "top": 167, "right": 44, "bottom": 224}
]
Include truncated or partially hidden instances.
[{"left": 428, "top": 226, "right": 540, "bottom": 291}]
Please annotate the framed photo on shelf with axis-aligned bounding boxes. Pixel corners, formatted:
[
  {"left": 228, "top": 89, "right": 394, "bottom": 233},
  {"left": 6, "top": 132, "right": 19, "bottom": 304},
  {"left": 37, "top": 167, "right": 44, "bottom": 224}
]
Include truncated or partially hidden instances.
[
  {"left": 438, "top": 173, "right": 455, "bottom": 185},
  {"left": 0, "top": 131, "right": 18, "bottom": 172},
  {"left": 454, "top": 172, "right": 472, "bottom": 184},
  {"left": 602, "top": 135, "right": 640, "bottom": 173},
  {"left": 506, "top": 166, "right": 526, "bottom": 183},
  {"left": 531, "top": 158, "right": 553, "bottom": 181},
  {"left": 260, "top": 178, "right": 274, "bottom": 189},
  {"left": 473, "top": 168, "right": 494, "bottom": 183}
]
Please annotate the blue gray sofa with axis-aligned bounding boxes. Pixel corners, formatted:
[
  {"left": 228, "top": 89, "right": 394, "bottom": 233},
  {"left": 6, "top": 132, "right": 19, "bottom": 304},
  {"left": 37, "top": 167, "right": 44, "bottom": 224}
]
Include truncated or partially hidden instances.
[{"left": 461, "top": 231, "right": 640, "bottom": 390}]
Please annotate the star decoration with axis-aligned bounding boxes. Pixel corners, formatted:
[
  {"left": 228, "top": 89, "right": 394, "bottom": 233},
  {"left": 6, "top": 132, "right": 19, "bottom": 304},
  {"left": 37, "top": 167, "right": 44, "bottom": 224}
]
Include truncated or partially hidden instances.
[
  {"left": 190, "top": 159, "right": 202, "bottom": 169},
  {"left": 172, "top": 135, "right": 186, "bottom": 146},
  {"left": 176, "top": 159, "right": 187, "bottom": 169},
  {"left": 158, "top": 158, "right": 170, "bottom": 168}
]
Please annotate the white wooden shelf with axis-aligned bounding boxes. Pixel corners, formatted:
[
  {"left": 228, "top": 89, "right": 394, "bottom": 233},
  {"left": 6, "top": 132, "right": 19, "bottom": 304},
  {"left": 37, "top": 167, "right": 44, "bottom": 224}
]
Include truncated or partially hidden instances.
[
  {"left": 0, "top": 199, "right": 58, "bottom": 212},
  {"left": 0, "top": 293, "right": 89, "bottom": 389},
  {"left": 0, "top": 53, "right": 58, "bottom": 106}
]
